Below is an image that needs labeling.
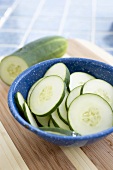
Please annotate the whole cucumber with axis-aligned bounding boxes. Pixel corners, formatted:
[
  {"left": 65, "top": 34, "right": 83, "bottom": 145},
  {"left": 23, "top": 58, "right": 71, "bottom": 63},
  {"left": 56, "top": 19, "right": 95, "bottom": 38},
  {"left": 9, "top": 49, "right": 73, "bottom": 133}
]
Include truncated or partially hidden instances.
[{"left": 0, "top": 36, "right": 68, "bottom": 85}]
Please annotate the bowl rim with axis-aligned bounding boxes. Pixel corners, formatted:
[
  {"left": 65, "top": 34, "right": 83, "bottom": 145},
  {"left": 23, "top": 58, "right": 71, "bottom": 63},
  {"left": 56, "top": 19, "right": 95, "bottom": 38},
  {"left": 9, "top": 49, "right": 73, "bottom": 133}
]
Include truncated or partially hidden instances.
[{"left": 8, "top": 57, "right": 113, "bottom": 141}]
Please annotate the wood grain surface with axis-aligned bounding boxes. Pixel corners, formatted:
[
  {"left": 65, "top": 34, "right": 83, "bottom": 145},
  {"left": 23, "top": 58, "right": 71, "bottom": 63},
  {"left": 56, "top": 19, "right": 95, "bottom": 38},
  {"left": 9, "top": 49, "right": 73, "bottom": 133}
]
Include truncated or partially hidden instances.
[
  {"left": 0, "top": 121, "right": 29, "bottom": 170},
  {"left": 0, "top": 39, "right": 113, "bottom": 170}
]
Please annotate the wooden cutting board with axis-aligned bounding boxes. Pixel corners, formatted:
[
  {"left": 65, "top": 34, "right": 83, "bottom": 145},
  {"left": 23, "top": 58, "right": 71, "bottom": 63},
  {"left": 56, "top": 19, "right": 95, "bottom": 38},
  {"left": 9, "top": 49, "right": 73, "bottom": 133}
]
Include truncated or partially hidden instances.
[{"left": 1, "top": 39, "right": 113, "bottom": 170}]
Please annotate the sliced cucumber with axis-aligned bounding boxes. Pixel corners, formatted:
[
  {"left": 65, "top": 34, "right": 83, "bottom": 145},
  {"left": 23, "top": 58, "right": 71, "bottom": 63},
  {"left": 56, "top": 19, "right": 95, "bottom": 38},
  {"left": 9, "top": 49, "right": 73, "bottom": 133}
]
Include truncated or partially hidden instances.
[
  {"left": 15, "top": 67, "right": 113, "bottom": 136},
  {"left": 69, "top": 72, "right": 95, "bottom": 91},
  {"left": 48, "top": 118, "right": 55, "bottom": 128},
  {"left": 68, "top": 93, "right": 113, "bottom": 135},
  {"left": 44, "top": 62, "right": 70, "bottom": 87},
  {"left": 66, "top": 85, "right": 82, "bottom": 109},
  {"left": 51, "top": 110, "right": 70, "bottom": 130},
  {"left": 29, "top": 75, "right": 65, "bottom": 116},
  {"left": 36, "top": 114, "right": 50, "bottom": 127},
  {"left": 23, "top": 102, "right": 38, "bottom": 128},
  {"left": 57, "top": 90, "right": 69, "bottom": 124},
  {"left": 27, "top": 78, "right": 43, "bottom": 106},
  {"left": 39, "top": 127, "right": 75, "bottom": 136},
  {"left": 15, "top": 92, "right": 25, "bottom": 114},
  {"left": 82, "top": 79, "right": 113, "bottom": 109}
]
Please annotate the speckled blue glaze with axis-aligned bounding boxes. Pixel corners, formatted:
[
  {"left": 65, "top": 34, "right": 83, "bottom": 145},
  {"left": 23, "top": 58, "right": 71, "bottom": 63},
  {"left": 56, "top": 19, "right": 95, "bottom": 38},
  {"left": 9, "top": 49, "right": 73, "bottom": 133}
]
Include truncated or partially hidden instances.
[{"left": 8, "top": 58, "right": 113, "bottom": 146}]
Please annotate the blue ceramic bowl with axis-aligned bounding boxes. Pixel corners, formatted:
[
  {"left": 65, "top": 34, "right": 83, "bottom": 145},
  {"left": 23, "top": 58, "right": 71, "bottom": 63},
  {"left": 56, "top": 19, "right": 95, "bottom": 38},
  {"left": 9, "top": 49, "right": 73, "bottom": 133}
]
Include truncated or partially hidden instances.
[{"left": 8, "top": 58, "right": 113, "bottom": 147}]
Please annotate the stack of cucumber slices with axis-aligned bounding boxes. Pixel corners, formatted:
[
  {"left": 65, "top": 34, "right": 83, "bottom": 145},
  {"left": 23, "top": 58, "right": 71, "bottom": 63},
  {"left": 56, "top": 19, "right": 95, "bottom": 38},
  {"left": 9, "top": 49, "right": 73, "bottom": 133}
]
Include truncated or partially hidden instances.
[{"left": 15, "top": 62, "right": 113, "bottom": 136}]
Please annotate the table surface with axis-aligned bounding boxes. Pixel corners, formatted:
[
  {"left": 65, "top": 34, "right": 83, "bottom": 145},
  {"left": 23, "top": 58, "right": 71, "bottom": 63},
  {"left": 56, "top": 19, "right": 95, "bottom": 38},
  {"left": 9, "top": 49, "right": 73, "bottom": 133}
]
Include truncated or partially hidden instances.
[{"left": 1, "top": 39, "right": 113, "bottom": 170}]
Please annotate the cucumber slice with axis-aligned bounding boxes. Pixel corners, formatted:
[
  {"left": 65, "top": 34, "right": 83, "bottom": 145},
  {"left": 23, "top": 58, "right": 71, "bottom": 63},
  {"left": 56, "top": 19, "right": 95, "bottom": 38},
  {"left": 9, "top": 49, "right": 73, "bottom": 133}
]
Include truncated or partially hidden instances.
[
  {"left": 82, "top": 79, "right": 113, "bottom": 109},
  {"left": 51, "top": 110, "right": 70, "bottom": 130},
  {"left": 69, "top": 72, "right": 95, "bottom": 91},
  {"left": 66, "top": 85, "right": 82, "bottom": 109},
  {"left": 36, "top": 114, "right": 50, "bottom": 127},
  {"left": 68, "top": 93, "right": 113, "bottom": 135},
  {"left": 23, "top": 102, "right": 38, "bottom": 128},
  {"left": 27, "top": 78, "right": 43, "bottom": 106},
  {"left": 39, "top": 127, "right": 75, "bottom": 136},
  {"left": 29, "top": 75, "right": 65, "bottom": 116},
  {"left": 44, "top": 63, "right": 70, "bottom": 87},
  {"left": 57, "top": 90, "right": 69, "bottom": 124},
  {"left": 48, "top": 118, "right": 55, "bottom": 128},
  {"left": 15, "top": 92, "right": 25, "bottom": 114}
]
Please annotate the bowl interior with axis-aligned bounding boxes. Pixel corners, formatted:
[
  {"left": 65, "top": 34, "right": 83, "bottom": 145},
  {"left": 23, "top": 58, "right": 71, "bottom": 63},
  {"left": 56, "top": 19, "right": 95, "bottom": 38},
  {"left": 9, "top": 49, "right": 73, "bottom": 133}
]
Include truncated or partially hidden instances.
[{"left": 8, "top": 58, "right": 113, "bottom": 146}]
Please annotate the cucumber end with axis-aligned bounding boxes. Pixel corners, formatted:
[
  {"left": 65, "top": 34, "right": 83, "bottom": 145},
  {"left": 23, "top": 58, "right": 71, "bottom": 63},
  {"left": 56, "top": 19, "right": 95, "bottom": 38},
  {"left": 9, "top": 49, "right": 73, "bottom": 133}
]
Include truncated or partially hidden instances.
[{"left": 0, "top": 56, "right": 28, "bottom": 85}]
